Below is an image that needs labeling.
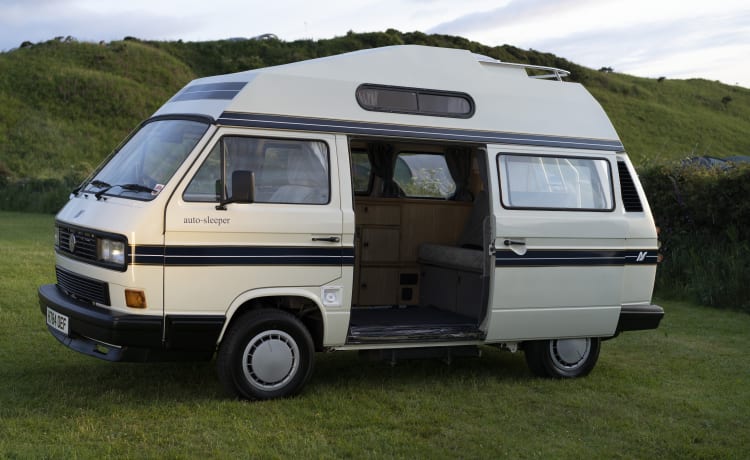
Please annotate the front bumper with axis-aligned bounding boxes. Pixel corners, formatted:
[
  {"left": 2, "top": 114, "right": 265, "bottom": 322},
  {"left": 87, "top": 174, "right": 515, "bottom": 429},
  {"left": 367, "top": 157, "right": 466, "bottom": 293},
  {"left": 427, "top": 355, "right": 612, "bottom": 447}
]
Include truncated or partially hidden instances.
[
  {"left": 616, "top": 304, "right": 664, "bottom": 332},
  {"left": 38, "top": 284, "right": 219, "bottom": 362}
]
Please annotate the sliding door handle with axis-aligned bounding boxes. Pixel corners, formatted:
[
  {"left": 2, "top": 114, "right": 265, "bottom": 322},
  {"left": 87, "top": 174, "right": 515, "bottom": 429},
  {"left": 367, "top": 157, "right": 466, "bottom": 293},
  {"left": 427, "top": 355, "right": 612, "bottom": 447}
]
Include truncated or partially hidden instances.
[
  {"left": 312, "top": 236, "right": 340, "bottom": 243},
  {"left": 503, "top": 239, "right": 527, "bottom": 256}
]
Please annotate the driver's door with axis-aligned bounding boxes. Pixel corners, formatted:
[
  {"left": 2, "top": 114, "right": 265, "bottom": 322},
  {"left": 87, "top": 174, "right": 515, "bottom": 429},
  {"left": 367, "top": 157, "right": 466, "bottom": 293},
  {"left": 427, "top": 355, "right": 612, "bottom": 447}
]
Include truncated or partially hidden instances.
[{"left": 163, "top": 128, "right": 345, "bottom": 337}]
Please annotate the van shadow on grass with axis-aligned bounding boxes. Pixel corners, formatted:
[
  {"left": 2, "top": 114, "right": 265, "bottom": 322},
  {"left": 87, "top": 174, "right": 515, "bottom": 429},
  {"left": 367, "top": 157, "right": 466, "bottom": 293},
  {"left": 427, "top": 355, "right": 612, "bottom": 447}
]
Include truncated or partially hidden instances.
[
  {"left": 311, "top": 344, "right": 531, "bottom": 390},
  {"left": 2, "top": 344, "right": 531, "bottom": 412}
]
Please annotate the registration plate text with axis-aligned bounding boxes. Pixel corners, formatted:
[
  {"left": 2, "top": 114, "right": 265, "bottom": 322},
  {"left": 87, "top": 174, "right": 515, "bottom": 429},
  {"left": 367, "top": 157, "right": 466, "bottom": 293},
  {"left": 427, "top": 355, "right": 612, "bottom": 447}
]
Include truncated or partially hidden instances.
[{"left": 46, "top": 307, "right": 69, "bottom": 335}]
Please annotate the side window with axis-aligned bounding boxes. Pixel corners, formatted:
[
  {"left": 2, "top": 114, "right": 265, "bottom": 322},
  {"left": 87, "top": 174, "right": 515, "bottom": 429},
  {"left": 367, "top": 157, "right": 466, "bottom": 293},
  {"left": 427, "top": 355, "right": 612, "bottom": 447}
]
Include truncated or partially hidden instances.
[
  {"left": 351, "top": 150, "right": 372, "bottom": 194},
  {"left": 498, "top": 154, "right": 613, "bottom": 210},
  {"left": 184, "top": 136, "right": 330, "bottom": 205},
  {"left": 182, "top": 143, "right": 222, "bottom": 202},
  {"left": 355, "top": 84, "right": 474, "bottom": 118},
  {"left": 393, "top": 153, "right": 456, "bottom": 199}
]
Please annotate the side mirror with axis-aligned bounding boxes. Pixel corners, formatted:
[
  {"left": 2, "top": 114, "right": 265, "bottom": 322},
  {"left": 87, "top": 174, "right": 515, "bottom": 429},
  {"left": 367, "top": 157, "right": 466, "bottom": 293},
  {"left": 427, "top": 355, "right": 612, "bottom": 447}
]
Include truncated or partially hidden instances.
[
  {"left": 231, "top": 170, "right": 255, "bottom": 203},
  {"left": 216, "top": 170, "right": 255, "bottom": 210}
]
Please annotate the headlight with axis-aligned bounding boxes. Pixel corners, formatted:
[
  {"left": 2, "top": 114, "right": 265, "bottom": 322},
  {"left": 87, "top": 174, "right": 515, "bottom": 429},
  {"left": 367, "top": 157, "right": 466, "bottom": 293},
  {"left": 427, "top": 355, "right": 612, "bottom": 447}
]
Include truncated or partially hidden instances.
[{"left": 99, "top": 238, "right": 125, "bottom": 266}]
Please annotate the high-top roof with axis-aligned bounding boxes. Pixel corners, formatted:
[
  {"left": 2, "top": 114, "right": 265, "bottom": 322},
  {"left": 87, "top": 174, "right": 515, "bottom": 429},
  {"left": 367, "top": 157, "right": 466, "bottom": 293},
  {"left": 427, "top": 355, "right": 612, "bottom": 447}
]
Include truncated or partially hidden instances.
[{"left": 154, "top": 45, "right": 621, "bottom": 148}]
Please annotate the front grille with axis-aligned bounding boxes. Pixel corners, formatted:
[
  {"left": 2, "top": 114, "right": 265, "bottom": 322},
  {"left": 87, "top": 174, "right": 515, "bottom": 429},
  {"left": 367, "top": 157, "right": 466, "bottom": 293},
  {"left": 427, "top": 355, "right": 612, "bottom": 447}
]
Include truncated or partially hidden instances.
[
  {"left": 56, "top": 266, "right": 111, "bottom": 305},
  {"left": 58, "top": 226, "right": 98, "bottom": 261}
]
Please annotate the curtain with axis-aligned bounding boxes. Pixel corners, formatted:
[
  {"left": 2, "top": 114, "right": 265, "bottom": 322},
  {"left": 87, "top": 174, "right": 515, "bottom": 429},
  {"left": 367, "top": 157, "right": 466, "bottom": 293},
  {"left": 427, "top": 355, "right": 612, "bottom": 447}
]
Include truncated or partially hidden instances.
[
  {"left": 366, "top": 142, "right": 398, "bottom": 196},
  {"left": 307, "top": 141, "right": 328, "bottom": 171},
  {"left": 445, "top": 147, "right": 473, "bottom": 201}
]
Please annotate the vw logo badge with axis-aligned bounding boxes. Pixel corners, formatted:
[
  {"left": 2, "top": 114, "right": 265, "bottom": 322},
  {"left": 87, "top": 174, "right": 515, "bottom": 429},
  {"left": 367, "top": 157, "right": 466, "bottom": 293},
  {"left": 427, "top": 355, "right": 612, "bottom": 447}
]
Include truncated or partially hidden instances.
[{"left": 68, "top": 234, "right": 77, "bottom": 253}]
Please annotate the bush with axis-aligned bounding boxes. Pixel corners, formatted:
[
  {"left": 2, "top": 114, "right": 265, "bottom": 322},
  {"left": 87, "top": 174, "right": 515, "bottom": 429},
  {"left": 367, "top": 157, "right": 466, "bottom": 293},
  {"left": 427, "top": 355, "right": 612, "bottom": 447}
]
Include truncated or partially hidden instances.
[
  {"left": 640, "top": 162, "right": 750, "bottom": 312},
  {"left": 0, "top": 175, "right": 81, "bottom": 214}
]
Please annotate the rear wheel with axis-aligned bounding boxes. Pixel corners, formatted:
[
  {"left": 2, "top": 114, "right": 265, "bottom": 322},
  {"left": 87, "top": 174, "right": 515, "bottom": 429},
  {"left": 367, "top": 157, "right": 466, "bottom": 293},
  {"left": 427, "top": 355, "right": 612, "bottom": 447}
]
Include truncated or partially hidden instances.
[
  {"left": 524, "top": 337, "right": 600, "bottom": 378},
  {"left": 217, "top": 309, "right": 315, "bottom": 400}
]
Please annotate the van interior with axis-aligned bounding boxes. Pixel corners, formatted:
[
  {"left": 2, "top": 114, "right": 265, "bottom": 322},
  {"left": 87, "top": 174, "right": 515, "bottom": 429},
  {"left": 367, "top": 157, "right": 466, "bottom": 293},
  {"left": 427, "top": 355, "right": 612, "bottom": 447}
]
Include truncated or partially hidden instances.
[{"left": 346, "top": 138, "right": 492, "bottom": 344}]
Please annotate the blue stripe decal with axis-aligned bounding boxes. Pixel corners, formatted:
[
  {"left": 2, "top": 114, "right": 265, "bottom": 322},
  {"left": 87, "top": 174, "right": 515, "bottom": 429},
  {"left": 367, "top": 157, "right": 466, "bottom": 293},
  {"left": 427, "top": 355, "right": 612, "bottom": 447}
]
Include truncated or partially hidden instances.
[
  {"left": 217, "top": 112, "right": 624, "bottom": 151},
  {"left": 130, "top": 246, "right": 654, "bottom": 267},
  {"left": 496, "top": 249, "right": 658, "bottom": 267},
  {"left": 130, "top": 245, "right": 355, "bottom": 267},
  {"left": 172, "top": 82, "right": 248, "bottom": 102}
]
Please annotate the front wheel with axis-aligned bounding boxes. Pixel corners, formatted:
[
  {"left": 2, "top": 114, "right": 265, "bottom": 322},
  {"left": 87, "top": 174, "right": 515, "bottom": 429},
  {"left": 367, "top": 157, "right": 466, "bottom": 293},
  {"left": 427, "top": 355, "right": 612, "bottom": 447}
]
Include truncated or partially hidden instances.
[
  {"left": 524, "top": 337, "right": 601, "bottom": 378},
  {"left": 217, "top": 309, "right": 315, "bottom": 400}
]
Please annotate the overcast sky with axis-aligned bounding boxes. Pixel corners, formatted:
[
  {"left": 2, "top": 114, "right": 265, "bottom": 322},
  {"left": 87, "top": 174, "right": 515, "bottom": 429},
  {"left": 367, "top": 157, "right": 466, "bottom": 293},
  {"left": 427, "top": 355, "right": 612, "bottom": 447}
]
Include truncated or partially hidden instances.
[{"left": 1, "top": 0, "right": 748, "bottom": 87}]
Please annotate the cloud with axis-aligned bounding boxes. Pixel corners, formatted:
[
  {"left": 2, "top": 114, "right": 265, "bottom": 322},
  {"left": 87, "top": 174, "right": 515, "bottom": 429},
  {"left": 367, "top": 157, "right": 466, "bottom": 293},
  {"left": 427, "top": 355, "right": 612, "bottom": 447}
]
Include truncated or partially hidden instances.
[
  {"left": 423, "top": 0, "right": 750, "bottom": 86},
  {"left": 0, "top": 0, "right": 747, "bottom": 86},
  {"left": 0, "top": 0, "right": 201, "bottom": 50},
  {"left": 528, "top": 10, "right": 750, "bottom": 81},
  {"left": 427, "top": 0, "right": 597, "bottom": 36}
]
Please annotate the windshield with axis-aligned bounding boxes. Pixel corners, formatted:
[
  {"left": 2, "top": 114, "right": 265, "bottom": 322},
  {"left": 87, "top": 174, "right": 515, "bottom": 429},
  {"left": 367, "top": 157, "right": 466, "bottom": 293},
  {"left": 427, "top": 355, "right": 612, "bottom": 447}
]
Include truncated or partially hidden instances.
[{"left": 85, "top": 118, "right": 210, "bottom": 200}]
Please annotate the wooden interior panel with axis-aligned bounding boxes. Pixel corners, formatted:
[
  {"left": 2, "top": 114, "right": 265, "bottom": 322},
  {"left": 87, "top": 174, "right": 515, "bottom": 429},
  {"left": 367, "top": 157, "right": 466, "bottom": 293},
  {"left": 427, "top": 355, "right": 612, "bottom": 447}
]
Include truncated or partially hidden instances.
[
  {"left": 361, "top": 227, "right": 400, "bottom": 262},
  {"left": 358, "top": 267, "right": 399, "bottom": 305},
  {"left": 399, "top": 201, "right": 470, "bottom": 262},
  {"left": 355, "top": 202, "right": 400, "bottom": 225},
  {"left": 353, "top": 197, "right": 472, "bottom": 306}
]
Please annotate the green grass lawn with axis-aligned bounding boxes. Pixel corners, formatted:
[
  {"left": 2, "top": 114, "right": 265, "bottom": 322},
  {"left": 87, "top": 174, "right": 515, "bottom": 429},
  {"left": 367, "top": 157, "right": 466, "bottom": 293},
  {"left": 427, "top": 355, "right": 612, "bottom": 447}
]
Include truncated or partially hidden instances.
[{"left": 1, "top": 211, "right": 748, "bottom": 459}]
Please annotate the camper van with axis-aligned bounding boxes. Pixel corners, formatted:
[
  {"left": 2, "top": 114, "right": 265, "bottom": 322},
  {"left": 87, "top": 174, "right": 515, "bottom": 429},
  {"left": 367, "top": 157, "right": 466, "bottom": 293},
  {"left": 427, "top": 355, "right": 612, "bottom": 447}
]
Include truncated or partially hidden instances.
[{"left": 39, "top": 45, "right": 663, "bottom": 400}]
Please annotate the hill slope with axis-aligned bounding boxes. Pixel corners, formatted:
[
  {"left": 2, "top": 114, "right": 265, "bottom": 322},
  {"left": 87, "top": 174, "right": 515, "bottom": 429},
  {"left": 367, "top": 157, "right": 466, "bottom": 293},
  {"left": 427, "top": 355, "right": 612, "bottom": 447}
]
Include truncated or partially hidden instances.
[
  {"left": 0, "top": 39, "right": 193, "bottom": 182},
  {"left": 146, "top": 31, "right": 750, "bottom": 165},
  {"left": 0, "top": 30, "right": 748, "bottom": 211}
]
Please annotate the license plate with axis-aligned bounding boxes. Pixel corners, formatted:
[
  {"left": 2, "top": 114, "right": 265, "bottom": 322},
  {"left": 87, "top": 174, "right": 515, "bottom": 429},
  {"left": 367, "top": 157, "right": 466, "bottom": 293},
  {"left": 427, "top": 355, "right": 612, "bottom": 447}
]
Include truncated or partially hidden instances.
[{"left": 46, "top": 307, "right": 69, "bottom": 335}]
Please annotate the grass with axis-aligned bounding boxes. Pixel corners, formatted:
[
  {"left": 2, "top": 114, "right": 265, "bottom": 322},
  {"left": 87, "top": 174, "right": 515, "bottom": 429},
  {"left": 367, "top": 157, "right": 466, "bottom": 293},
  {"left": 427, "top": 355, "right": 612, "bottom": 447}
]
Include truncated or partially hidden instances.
[{"left": 1, "top": 211, "right": 749, "bottom": 458}]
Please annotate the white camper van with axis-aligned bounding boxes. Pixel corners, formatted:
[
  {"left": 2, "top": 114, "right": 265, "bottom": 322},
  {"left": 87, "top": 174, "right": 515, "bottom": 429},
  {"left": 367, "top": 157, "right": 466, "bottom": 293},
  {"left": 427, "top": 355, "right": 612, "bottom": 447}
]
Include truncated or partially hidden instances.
[{"left": 39, "top": 45, "right": 663, "bottom": 400}]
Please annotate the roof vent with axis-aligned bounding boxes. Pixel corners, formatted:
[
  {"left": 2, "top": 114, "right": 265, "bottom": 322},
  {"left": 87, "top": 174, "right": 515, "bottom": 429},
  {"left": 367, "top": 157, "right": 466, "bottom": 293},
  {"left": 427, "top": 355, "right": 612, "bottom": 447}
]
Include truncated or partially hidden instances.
[{"left": 617, "top": 161, "right": 644, "bottom": 212}]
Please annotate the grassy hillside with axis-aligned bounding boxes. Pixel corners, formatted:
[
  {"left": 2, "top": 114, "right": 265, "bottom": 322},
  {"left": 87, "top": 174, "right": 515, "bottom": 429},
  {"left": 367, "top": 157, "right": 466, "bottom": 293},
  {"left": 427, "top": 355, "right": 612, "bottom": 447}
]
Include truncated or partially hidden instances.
[
  {"left": 0, "top": 38, "right": 193, "bottom": 181},
  {"left": 0, "top": 30, "right": 748, "bottom": 211},
  {"left": 146, "top": 30, "right": 750, "bottom": 166},
  {"left": 587, "top": 75, "right": 749, "bottom": 164}
]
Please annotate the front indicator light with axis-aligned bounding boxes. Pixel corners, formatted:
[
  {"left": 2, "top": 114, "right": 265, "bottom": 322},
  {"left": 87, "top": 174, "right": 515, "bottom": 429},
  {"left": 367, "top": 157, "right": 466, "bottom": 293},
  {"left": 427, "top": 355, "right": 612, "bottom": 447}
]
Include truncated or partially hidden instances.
[{"left": 125, "top": 289, "right": 147, "bottom": 309}]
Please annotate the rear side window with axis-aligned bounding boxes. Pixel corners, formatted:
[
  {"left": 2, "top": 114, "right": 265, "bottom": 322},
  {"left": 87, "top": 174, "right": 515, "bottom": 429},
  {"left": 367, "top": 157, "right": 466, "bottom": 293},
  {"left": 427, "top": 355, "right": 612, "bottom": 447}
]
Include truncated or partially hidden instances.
[
  {"left": 498, "top": 154, "right": 613, "bottom": 211},
  {"left": 184, "top": 136, "right": 330, "bottom": 205},
  {"left": 394, "top": 153, "right": 456, "bottom": 199}
]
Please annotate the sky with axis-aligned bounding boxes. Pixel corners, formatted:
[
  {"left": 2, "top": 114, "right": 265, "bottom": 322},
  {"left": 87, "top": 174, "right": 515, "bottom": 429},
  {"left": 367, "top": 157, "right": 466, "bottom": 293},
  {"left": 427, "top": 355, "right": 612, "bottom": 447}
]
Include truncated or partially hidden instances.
[{"left": 1, "top": 0, "right": 749, "bottom": 88}]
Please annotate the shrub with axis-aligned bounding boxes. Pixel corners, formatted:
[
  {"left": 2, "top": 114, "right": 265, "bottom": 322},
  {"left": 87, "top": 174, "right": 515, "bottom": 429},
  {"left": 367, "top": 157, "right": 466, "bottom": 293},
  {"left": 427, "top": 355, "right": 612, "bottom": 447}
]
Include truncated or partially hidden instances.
[
  {"left": 0, "top": 175, "right": 81, "bottom": 214},
  {"left": 640, "top": 162, "right": 750, "bottom": 312}
]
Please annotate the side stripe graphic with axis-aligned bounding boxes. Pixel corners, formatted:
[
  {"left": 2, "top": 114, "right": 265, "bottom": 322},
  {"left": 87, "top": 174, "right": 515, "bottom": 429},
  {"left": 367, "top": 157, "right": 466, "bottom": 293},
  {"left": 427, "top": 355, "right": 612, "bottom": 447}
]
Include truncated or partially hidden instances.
[
  {"left": 217, "top": 112, "right": 625, "bottom": 151},
  {"left": 496, "top": 249, "right": 658, "bottom": 267},
  {"left": 130, "top": 245, "right": 355, "bottom": 267},
  {"left": 172, "top": 82, "right": 248, "bottom": 102},
  {"left": 129, "top": 246, "right": 655, "bottom": 268}
]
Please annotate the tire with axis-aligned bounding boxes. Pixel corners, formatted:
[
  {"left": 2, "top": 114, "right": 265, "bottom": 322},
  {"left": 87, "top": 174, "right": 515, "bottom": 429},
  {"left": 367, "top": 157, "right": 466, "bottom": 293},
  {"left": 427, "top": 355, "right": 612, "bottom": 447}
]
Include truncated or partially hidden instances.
[
  {"left": 217, "top": 309, "right": 315, "bottom": 400},
  {"left": 524, "top": 337, "right": 601, "bottom": 378}
]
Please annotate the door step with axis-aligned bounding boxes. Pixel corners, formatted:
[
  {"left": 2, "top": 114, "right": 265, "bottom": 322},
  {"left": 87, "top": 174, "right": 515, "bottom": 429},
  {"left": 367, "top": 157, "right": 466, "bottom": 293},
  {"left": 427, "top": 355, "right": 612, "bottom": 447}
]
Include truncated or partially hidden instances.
[
  {"left": 346, "top": 323, "right": 484, "bottom": 344},
  {"left": 346, "top": 305, "right": 484, "bottom": 344}
]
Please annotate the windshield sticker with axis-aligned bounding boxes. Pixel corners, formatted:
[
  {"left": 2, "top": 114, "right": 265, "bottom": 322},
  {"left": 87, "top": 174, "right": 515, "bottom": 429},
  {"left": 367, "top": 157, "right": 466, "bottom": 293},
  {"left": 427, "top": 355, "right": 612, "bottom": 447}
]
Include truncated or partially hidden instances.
[
  {"left": 152, "top": 184, "right": 164, "bottom": 196},
  {"left": 184, "top": 216, "right": 231, "bottom": 227}
]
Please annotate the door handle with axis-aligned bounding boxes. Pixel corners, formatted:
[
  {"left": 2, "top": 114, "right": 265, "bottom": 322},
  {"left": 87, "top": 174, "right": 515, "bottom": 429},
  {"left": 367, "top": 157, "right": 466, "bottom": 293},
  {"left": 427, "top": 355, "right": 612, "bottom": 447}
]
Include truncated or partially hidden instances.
[
  {"left": 312, "top": 236, "right": 340, "bottom": 243},
  {"left": 503, "top": 239, "right": 527, "bottom": 256}
]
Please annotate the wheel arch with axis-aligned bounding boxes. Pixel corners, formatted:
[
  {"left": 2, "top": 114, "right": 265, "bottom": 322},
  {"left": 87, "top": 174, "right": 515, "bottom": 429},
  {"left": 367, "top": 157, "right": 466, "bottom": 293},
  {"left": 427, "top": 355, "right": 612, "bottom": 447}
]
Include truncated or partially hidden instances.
[{"left": 220, "top": 288, "right": 327, "bottom": 352}]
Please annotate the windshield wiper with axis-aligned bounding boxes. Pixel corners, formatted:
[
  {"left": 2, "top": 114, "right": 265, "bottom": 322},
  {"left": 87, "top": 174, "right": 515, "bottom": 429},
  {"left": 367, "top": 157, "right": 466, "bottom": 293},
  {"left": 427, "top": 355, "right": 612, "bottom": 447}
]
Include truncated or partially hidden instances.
[
  {"left": 94, "top": 183, "right": 156, "bottom": 200},
  {"left": 89, "top": 180, "right": 111, "bottom": 189}
]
